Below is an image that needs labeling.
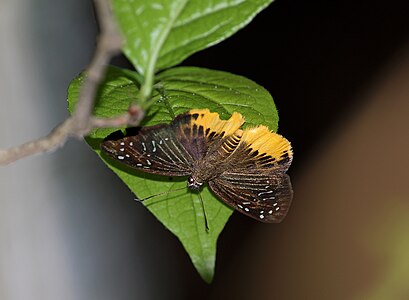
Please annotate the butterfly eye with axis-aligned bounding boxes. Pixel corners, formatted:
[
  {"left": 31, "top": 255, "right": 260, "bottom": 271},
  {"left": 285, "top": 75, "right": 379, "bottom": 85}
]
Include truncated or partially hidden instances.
[{"left": 187, "top": 176, "right": 203, "bottom": 190}]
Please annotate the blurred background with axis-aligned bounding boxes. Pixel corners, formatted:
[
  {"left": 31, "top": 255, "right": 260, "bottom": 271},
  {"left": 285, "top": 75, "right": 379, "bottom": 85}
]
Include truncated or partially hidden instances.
[{"left": 1, "top": 0, "right": 409, "bottom": 299}]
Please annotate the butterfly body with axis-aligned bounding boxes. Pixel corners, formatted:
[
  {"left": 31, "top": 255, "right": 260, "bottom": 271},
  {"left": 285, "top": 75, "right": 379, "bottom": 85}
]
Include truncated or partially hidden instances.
[{"left": 101, "top": 109, "right": 293, "bottom": 223}]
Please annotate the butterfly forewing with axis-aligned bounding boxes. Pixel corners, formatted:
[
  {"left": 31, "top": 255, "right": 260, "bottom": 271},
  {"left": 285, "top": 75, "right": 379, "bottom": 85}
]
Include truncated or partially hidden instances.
[
  {"left": 171, "top": 109, "right": 245, "bottom": 160},
  {"left": 101, "top": 109, "right": 244, "bottom": 176},
  {"left": 101, "top": 124, "right": 193, "bottom": 176}
]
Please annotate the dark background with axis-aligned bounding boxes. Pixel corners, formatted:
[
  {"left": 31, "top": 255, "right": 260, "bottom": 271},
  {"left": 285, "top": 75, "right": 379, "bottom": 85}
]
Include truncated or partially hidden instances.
[
  {"left": 184, "top": 0, "right": 409, "bottom": 165},
  {"left": 175, "top": 1, "right": 409, "bottom": 297}
]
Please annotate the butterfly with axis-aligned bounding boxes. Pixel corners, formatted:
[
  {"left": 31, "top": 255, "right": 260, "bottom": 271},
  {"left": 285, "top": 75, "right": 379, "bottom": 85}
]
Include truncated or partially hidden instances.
[{"left": 101, "top": 109, "right": 293, "bottom": 223}]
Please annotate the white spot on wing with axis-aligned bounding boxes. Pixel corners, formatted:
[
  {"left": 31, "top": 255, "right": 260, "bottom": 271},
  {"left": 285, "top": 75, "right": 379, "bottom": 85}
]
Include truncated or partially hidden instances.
[
  {"left": 118, "top": 156, "right": 124, "bottom": 160},
  {"left": 258, "top": 191, "right": 274, "bottom": 196}
]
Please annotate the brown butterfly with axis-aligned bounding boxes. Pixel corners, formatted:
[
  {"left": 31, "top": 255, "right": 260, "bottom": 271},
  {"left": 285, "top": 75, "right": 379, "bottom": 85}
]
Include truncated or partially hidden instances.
[{"left": 101, "top": 109, "right": 293, "bottom": 223}]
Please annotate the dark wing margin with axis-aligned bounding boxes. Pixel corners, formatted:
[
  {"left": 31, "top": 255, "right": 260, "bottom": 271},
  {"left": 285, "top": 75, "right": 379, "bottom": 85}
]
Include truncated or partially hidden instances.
[
  {"left": 101, "top": 124, "right": 193, "bottom": 176},
  {"left": 208, "top": 173, "right": 293, "bottom": 223}
]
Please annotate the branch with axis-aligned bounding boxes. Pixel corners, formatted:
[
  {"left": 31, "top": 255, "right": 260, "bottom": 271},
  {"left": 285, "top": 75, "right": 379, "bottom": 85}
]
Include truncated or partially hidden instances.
[{"left": 0, "top": 0, "right": 144, "bottom": 166}]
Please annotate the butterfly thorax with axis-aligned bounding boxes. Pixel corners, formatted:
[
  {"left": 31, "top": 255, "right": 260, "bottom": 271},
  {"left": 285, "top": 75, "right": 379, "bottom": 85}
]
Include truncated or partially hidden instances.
[{"left": 187, "top": 154, "right": 233, "bottom": 190}]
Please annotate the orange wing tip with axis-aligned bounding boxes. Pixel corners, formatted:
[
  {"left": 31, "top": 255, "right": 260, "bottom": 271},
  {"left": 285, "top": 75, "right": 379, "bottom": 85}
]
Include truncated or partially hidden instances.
[
  {"left": 240, "top": 125, "right": 293, "bottom": 160},
  {"left": 188, "top": 109, "right": 245, "bottom": 136}
]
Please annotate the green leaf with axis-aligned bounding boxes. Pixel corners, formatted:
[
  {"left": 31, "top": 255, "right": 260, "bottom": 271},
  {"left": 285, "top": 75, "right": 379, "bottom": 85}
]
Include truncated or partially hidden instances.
[
  {"left": 112, "top": 0, "right": 274, "bottom": 74},
  {"left": 67, "top": 66, "right": 278, "bottom": 282}
]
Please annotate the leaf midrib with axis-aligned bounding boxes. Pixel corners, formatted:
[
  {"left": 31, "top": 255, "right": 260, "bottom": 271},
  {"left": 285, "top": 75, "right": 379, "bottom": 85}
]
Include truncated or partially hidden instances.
[{"left": 147, "top": 1, "right": 189, "bottom": 76}]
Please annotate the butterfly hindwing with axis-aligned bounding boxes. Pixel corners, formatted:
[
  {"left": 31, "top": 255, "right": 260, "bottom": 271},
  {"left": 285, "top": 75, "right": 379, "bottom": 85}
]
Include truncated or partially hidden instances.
[
  {"left": 209, "top": 173, "right": 292, "bottom": 223},
  {"left": 101, "top": 124, "right": 193, "bottom": 176}
]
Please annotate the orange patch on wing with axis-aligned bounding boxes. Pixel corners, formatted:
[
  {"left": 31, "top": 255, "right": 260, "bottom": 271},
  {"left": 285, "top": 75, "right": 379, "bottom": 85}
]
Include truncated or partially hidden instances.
[
  {"left": 221, "top": 131, "right": 243, "bottom": 154},
  {"left": 239, "top": 126, "right": 292, "bottom": 161},
  {"left": 189, "top": 109, "right": 245, "bottom": 137}
]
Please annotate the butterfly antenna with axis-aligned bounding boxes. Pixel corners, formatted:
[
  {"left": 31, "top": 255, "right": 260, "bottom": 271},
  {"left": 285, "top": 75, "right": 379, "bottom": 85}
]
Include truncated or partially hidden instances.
[
  {"left": 138, "top": 186, "right": 187, "bottom": 202},
  {"left": 198, "top": 192, "right": 210, "bottom": 233}
]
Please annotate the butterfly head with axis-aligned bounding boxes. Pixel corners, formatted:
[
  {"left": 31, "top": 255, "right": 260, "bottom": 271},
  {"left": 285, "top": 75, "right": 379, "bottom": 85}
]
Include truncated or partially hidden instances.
[{"left": 187, "top": 175, "right": 204, "bottom": 191}]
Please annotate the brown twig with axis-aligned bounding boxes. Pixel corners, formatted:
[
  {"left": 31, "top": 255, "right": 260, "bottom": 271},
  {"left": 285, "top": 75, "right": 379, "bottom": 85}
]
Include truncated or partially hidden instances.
[{"left": 0, "top": 0, "right": 143, "bottom": 166}]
